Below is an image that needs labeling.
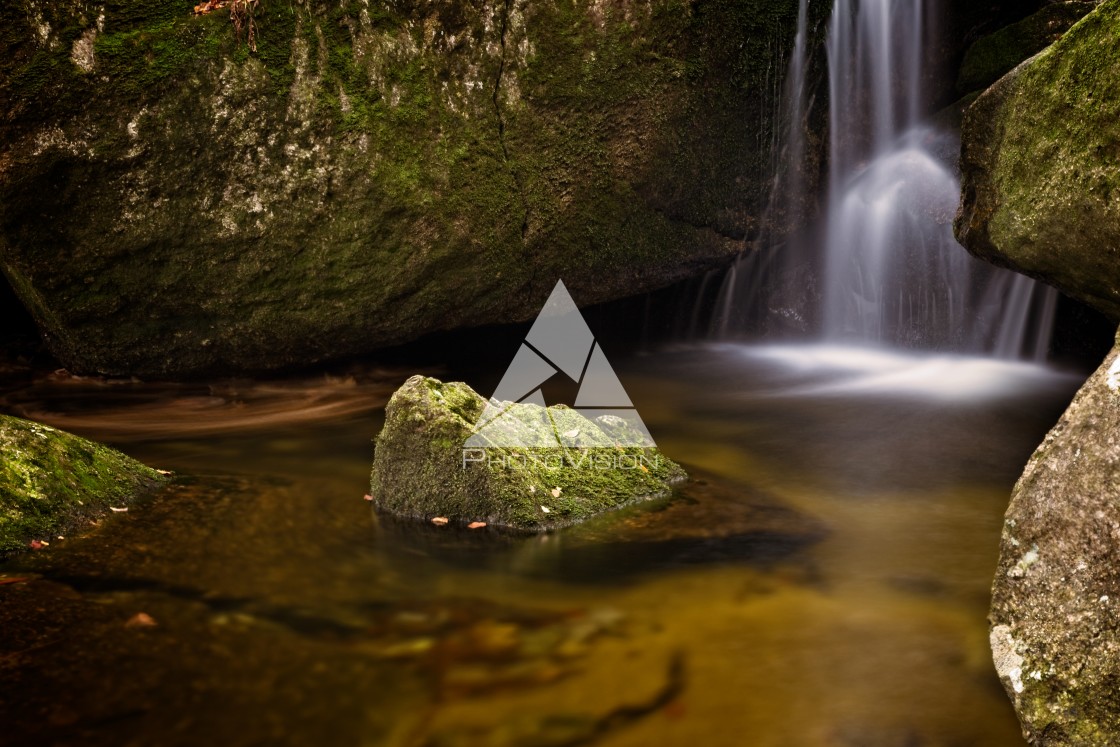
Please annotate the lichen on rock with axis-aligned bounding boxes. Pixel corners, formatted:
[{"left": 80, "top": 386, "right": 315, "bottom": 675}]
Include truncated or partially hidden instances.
[
  {"left": 0, "top": 414, "right": 167, "bottom": 556},
  {"left": 369, "top": 375, "right": 686, "bottom": 530},
  {"left": 989, "top": 338, "right": 1120, "bottom": 745}
]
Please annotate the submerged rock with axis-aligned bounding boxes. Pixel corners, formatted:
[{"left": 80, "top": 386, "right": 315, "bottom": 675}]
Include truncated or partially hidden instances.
[
  {"left": 369, "top": 376, "right": 685, "bottom": 530},
  {"left": 956, "top": 0, "right": 1120, "bottom": 321},
  {"left": 0, "top": 0, "right": 827, "bottom": 377},
  {"left": 990, "top": 340, "right": 1120, "bottom": 745},
  {"left": 0, "top": 414, "right": 166, "bottom": 556}
]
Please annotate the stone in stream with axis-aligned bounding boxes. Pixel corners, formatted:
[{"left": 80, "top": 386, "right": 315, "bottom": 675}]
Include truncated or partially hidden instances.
[
  {"left": 0, "top": 414, "right": 167, "bottom": 556},
  {"left": 370, "top": 376, "right": 686, "bottom": 531},
  {"left": 990, "top": 340, "right": 1120, "bottom": 746}
]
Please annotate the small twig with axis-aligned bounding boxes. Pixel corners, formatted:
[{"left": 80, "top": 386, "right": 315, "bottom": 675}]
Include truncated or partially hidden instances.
[{"left": 229, "top": 0, "right": 260, "bottom": 53}]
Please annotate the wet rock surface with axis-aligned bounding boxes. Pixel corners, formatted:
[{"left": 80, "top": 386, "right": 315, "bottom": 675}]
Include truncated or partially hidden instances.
[
  {"left": 956, "top": 0, "right": 1120, "bottom": 321},
  {"left": 370, "top": 375, "right": 687, "bottom": 530},
  {"left": 0, "top": 0, "right": 822, "bottom": 377},
  {"left": 0, "top": 414, "right": 166, "bottom": 556},
  {"left": 990, "top": 339, "right": 1120, "bottom": 745},
  {"left": 955, "top": 1, "right": 1099, "bottom": 95}
]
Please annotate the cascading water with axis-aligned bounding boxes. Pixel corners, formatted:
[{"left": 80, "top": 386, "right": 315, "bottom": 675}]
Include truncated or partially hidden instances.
[{"left": 705, "top": 0, "right": 1059, "bottom": 362}]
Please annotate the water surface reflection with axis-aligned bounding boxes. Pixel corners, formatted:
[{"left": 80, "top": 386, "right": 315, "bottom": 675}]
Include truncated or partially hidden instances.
[{"left": 0, "top": 344, "right": 1082, "bottom": 745}]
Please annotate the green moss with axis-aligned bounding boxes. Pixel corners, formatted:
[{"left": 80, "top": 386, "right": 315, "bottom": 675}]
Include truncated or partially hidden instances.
[
  {"left": 0, "top": 414, "right": 167, "bottom": 556},
  {"left": 370, "top": 376, "right": 686, "bottom": 531},
  {"left": 956, "top": 1, "right": 1098, "bottom": 95},
  {"left": 251, "top": 1, "right": 299, "bottom": 93},
  {"left": 0, "top": 0, "right": 804, "bottom": 377},
  {"left": 95, "top": 17, "right": 224, "bottom": 95},
  {"left": 957, "top": 0, "right": 1120, "bottom": 321}
]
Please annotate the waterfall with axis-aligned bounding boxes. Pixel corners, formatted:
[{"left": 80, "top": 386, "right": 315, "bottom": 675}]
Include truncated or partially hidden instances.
[{"left": 703, "top": 0, "right": 1058, "bottom": 362}]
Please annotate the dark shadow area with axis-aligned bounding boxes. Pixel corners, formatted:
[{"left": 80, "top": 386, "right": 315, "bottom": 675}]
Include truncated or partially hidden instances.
[
  {"left": 0, "top": 272, "right": 38, "bottom": 343},
  {"left": 1050, "top": 292, "right": 1117, "bottom": 370},
  {"left": 0, "top": 271, "right": 53, "bottom": 379},
  {"left": 370, "top": 470, "right": 828, "bottom": 586}
]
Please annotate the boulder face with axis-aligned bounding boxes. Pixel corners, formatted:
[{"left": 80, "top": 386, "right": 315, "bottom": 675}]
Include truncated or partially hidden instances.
[
  {"left": 369, "top": 376, "right": 686, "bottom": 530},
  {"left": 0, "top": 0, "right": 821, "bottom": 377},
  {"left": 955, "top": 1, "right": 1099, "bottom": 95},
  {"left": 990, "top": 338, "right": 1120, "bottom": 746},
  {"left": 0, "top": 414, "right": 166, "bottom": 556},
  {"left": 955, "top": 0, "right": 1120, "bottom": 321}
]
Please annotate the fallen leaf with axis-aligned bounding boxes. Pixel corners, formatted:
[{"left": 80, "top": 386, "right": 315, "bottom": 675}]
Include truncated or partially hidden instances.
[
  {"left": 29, "top": 540, "right": 43, "bottom": 550},
  {"left": 109, "top": 506, "right": 128, "bottom": 513},
  {"left": 467, "top": 521, "right": 487, "bottom": 529},
  {"left": 156, "top": 469, "right": 173, "bottom": 475},
  {"left": 431, "top": 516, "right": 449, "bottom": 526},
  {"left": 551, "top": 487, "right": 562, "bottom": 498},
  {"left": 529, "top": 485, "right": 536, "bottom": 494},
  {"left": 363, "top": 494, "right": 374, "bottom": 501},
  {"left": 540, "top": 506, "right": 551, "bottom": 513},
  {"left": 125, "top": 612, "right": 158, "bottom": 628},
  {"left": 640, "top": 464, "right": 649, "bottom": 473},
  {"left": 0, "top": 577, "right": 30, "bottom": 586},
  {"left": 563, "top": 428, "right": 580, "bottom": 439}
]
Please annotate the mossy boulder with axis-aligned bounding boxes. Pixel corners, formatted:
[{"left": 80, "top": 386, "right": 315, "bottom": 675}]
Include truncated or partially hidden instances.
[
  {"left": 990, "top": 337, "right": 1120, "bottom": 745},
  {"left": 956, "top": 1, "right": 1099, "bottom": 95},
  {"left": 370, "top": 375, "right": 686, "bottom": 530},
  {"left": 0, "top": 414, "right": 166, "bottom": 556},
  {"left": 0, "top": 0, "right": 825, "bottom": 377},
  {"left": 955, "top": 0, "right": 1120, "bottom": 321}
]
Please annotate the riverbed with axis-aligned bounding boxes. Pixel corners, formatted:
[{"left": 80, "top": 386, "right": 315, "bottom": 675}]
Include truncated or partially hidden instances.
[{"left": 0, "top": 342, "right": 1083, "bottom": 746}]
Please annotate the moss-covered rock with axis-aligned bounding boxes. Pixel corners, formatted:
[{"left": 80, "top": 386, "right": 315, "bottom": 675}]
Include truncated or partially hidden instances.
[
  {"left": 0, "top": 0, "right": 820, "bottom": 377},
  {"left": 370, "top": 375, "right": 685, "bottom": 530},
  {"left": 956, "top": 1, "right": 1099, "bottom": 95},
  {"left": 990, "top": 337, "right": 1120, "bottom": 746},
  {"left": 955, "top": 0, "right": 1120, "bottom": 321},
  {"left": 0, "top": 414, "right": 165, "bottom": 556}
]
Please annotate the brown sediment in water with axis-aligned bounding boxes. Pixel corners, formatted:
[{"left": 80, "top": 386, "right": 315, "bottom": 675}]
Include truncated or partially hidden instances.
[{"left": 1, "top": 368, "right": 420, "bottom": 442}]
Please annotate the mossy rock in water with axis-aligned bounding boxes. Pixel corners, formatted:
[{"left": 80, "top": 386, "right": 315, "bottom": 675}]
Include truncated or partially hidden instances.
[
  {"left": 956, "top": 1, "right": 1099, "bottom": 95},
  {"left": 0, "top": 414, "right": 166, "bottom": 556},
  {"left": 956, "top": 0, "right": 1120, "bottom": 321},
  {"left": 370, "top": 376, "right": 686, "bottom": 531}
]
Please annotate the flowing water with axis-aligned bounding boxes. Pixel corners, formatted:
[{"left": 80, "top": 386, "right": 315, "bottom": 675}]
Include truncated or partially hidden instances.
[
  {"left": 708, "top": 0, "right": 1059, "bottom": 358},
  {"left": 0, "top": 1, "right": 1087, "bottom": 744},
  {"left": 0, "top": 344, "right": 1083, "bottom": 746}
]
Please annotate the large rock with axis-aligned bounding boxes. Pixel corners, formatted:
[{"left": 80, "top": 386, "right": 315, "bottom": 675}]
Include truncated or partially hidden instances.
[
  {"left": 955, "top": 0, "right": 1120, "bottom": 321},
  {"left": 0, "top": 414, "right": 166, "bottom": 556},
  {"left": 955, "top": 1, "right": 1099, "bottom": 95},
  {"left": 0, "top": 0, "right": 825, "bottom": 377},
  {"left": 370, "top": 375, "right": 685, "bottom": 530},
  {"left": 990, "top": 338, "right": 1120, "bottom": 745}
]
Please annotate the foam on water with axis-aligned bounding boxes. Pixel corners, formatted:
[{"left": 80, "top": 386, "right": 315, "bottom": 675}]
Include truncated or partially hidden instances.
[{"left": 712, "top": 343, "right": 1081, "bottom": 402}]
